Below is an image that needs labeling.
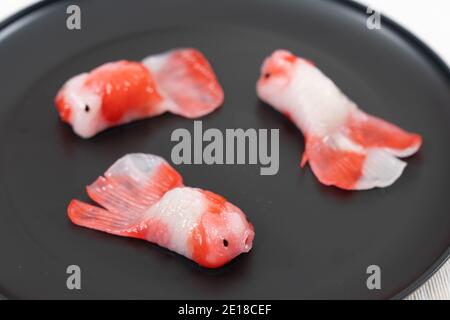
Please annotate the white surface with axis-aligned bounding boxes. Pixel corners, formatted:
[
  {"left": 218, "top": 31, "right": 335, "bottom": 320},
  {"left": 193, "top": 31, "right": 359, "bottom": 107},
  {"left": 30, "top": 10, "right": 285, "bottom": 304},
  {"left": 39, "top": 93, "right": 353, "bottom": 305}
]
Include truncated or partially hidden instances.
[
  {"left": 359, "top": 0, "right": 450, "bottom": 65},
  {"left": 0, "top": 0, "right": 449, "bottom": 300},
  {"left": 0, "top": 0, "right": 37, "bottom": 21},
  {"left": 357, "top": 0, "right": 450, "bottom": 301}
]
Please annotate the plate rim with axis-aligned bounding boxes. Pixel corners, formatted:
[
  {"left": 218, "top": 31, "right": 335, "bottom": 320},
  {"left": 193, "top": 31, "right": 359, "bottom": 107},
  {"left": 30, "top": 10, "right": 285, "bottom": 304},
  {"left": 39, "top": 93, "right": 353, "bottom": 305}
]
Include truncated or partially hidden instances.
[{"left": 0, "top": 0, "right": 449, "bottom": 300}]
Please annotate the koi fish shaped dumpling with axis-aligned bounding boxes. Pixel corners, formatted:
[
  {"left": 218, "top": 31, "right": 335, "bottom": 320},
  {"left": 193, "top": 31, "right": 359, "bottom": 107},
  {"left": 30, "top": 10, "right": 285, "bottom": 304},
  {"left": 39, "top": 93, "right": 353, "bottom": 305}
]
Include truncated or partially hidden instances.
[
  {"left": 68, "top": 154, "right": 254, "bottom": 268},
  {"left": 257, "top": 50, "right": 422, "bottom": 190},
  {"left": 55, "top": 48, "right": 224, "bottom": 138}
]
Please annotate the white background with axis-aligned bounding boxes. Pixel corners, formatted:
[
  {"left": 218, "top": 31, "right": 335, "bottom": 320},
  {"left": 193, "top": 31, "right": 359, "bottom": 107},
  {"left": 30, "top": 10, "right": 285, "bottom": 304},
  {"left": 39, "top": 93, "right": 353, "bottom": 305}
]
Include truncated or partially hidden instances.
[
  {"left": 0, "top": 0, "right": 449, "bottom": 64},
  {"left": 0, "top": 0, "right": 449, "bottom": 300},
  {"left": 361, "top": 0, "right": 450, "bottom": 64}
]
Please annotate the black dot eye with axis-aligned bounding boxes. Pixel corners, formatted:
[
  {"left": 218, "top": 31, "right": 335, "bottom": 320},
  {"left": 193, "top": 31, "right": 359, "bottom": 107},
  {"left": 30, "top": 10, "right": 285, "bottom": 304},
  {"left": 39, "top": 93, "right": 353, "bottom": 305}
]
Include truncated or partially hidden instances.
[
  {"left": 264, "top": 73, "right": 271, "bottom": 79},
  {"left": 85, "top": 105, "right": 90, "bottom": 112},
  {"left": 223, "top": 239, "right": 229, "bottom": 247}
]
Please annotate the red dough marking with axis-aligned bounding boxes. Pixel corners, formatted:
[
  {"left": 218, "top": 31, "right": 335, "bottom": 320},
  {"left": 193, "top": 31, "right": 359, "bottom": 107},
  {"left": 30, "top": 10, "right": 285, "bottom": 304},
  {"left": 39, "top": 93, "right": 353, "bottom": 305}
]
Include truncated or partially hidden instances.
[
  {"left": 189, "top": 211, "right": 235, "bottom": 269},
  {"left": 68, "top": 199, "right": 143, "bottom": 238},
  {"left": 201, "top": 190, "right": 227, "bottom": 215},
  {"left": 144, "top": 162, "right": 184, "bottom": 200},
  {"left": 263, "top": 59, "right": 290, "bottom": 79},
  {"left": 55, "top": 89, "right": 72, "bottom": 122},
  {"left": 68, "top": 199, "right": 171, "bottom": 243},
  {"left": 189, "top": 219, "right": 210, "bottom": 267},
  {"left": 347, "top": 112, "right": 422, "bottom": 152},
  {"left": 86, "top": 161, "right": 183, "bottom": 217},
  {"left": 69, "top": 160, "right": 183, "bottom": 241},
  {"left": 284, "top": 54, "right": 297, "bottom": 63},
  {"left": 84, "top": 61, "right": 163, "bottom": 123},
  {"left": 259, "top": 51, "right": 298, "bottom": 91},
  {"left": 188, "top": 190, "right": 241, "bottom": 268},
  {"left": 87, "top": 175, "right": 150, "bottom": 218},
  {"left": 154, "top": 49, "right": 224, "bottom": 118},
  {"left": 188, "top": 191, "right": 226, "bottom": 267},
  {"left": 306, "top": 136, "right": 366, "bottom": 190},
  {"left": 304, "top": 112, "right": 422, "bottom": 190}
]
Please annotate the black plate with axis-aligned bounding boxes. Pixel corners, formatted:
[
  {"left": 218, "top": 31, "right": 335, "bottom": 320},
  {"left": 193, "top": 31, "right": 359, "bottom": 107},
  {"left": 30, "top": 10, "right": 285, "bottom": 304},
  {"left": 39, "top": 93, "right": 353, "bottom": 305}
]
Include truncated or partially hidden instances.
[{"left": 0, "top": 0, "right": 449, "bottom": 300}]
